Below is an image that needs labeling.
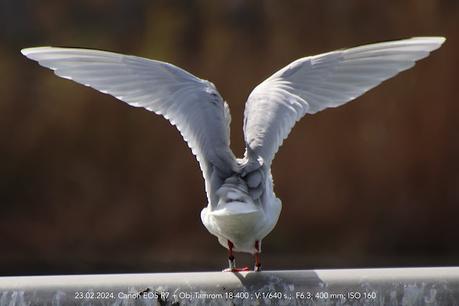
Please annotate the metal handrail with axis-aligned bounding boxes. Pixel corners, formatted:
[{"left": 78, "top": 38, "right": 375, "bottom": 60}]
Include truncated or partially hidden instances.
[{"left": 1, "top": 267, "right": 458, "bottom": 305}]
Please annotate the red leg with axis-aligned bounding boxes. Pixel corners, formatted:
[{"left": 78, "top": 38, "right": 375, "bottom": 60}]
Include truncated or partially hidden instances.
[
  {"left": 228, "top": 240, "right": 235, "bottom": 270},
  {"left": 254, "top": 240, "right": 261, "bottom": 272},
  {"left": 222, "top": 240, "right": 249, "bottom": 272}
]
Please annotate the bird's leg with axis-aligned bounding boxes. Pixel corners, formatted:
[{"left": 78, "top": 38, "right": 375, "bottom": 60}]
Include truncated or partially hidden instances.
[
  {"left": 228, "top": 240, "right": 236, "bottom": 270},
  {"left": 254, "top": 240, "right": 261, "bottom": 272},
  {"left": 222, "top": 240, "right": 250, "bottom": 272}
]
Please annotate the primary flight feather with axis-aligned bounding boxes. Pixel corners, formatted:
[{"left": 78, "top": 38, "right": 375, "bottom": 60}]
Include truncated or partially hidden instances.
[{"left": 22, "top": 36, "right": 445, "bottom": 271}]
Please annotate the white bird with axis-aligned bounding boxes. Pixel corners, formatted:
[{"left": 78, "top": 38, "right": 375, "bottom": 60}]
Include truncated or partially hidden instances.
[{"left": 22, "top": 37, "right": 445, "bottom": 272}]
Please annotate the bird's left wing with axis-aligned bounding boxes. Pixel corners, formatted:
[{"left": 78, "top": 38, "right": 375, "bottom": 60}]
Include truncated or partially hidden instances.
[
  {"left": 243, "top": 37, "right": 445, "bottom": 168},
  {"left": 22, "top": 47, "right": 237, "bottom": 206}
]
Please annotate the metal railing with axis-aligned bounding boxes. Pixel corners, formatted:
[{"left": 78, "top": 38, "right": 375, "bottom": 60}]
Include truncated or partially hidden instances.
[{"left": 1, "top": 267, "right": 458, "bottom": 305}]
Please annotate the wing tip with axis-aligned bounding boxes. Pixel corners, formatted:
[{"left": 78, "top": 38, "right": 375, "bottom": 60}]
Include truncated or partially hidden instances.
[
  {"left": 411, "top": 36, "right": 446, "bottom": 51},
  {"left": 412, "top": 36, "right": 446, "bottom": 43},
  {"left": 21, "top": 46, "right": 53, "bottom": 59}
]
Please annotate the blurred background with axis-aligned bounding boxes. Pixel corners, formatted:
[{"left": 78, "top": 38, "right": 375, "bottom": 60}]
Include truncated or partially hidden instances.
[{"left": 0, "top": 0, "right": 458, "bottom": 276}]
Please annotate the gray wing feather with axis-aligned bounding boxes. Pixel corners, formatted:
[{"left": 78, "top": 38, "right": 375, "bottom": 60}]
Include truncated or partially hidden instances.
[
  {"left": 22, "top": 47, "right": 237, "bottom": 206},
  {"left": 243, "top": 37, "right": 445, "bottom": 167}
]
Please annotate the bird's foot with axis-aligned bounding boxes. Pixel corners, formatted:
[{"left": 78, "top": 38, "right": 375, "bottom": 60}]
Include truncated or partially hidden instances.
[
  {"left": 254, "top": 264, "right": 262, "bottom": 272},
  {"left": 222, "top": 266, "right": 250, "bottom": 272},
  {"left": 223, "top": 240, "right": 250, "bottom": 272}
]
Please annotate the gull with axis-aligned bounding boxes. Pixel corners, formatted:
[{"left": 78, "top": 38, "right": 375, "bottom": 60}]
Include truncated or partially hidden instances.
[{"left": 22, "top": 37, "right": 445, "bottom": 272}]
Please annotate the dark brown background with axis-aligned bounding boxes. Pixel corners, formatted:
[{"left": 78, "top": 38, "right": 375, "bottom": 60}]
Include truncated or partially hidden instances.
[{"left": 0, "top": 0, "right": 458, "bottom": 275}]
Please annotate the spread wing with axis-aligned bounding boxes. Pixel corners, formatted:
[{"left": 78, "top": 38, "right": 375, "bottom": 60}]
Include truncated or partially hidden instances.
[
  {"left": 243, "top": 36, "right": 445, "bottom": 168},
  {"left": 22, "top": 47, "right": 237, "bottom": 206}
]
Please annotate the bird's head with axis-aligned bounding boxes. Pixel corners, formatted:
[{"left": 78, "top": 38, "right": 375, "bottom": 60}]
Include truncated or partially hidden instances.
[{"left": 215, "top": 175, "right": 255, "bottom": 208}]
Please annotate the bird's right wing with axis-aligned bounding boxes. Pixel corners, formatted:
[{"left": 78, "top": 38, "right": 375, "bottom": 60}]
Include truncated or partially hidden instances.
[
  {"left": 243, "top": 37, "right": 445, "bottom": 168},
  {"left": 22, "top": 47, "right": 238, "bottom": 206}
]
